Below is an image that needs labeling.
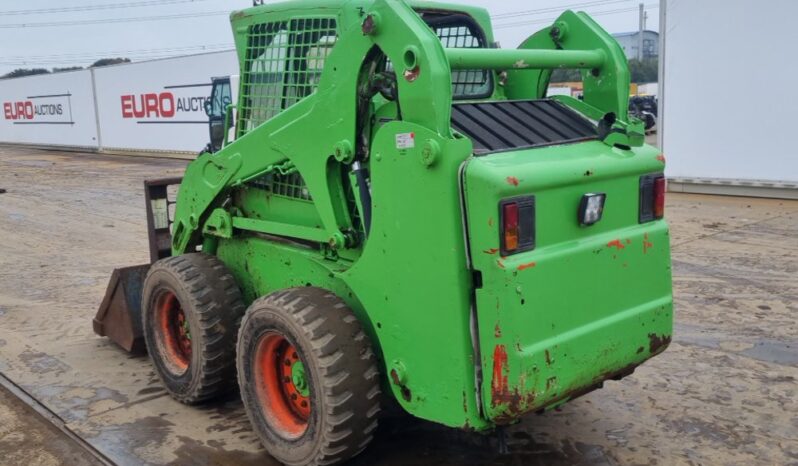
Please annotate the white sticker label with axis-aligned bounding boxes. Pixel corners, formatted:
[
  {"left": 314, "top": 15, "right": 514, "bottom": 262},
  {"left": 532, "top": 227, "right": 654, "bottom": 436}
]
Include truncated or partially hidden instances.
[
  {"left": 151, "top": 198, "right": 169, "bottom": 230},
  {"left": 395, "top": 132, "right": 415, "bottom": 149}
]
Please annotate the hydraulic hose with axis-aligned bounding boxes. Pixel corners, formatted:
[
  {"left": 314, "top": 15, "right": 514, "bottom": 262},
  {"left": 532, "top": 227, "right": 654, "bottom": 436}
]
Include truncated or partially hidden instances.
[{"left": 351, "top": 161, "right": 372, "bottom": 235}]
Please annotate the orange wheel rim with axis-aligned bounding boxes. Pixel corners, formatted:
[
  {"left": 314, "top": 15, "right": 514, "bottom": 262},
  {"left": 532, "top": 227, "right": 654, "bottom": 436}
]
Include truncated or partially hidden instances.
[
  {"left": 254, "top": 332, "right": 310, "bottom": 438},
  {"left": 155, "top": 290, "right": 191, "bottom": 373}
]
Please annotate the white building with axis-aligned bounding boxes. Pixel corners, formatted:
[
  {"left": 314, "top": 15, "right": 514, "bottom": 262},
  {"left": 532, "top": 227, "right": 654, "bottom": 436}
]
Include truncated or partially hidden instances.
[
  {"left": 612, "top": 30, "right": 659, "bottom": 60},
  {"left": 660, "top": 0, "right": 798, "bottom": 198}
]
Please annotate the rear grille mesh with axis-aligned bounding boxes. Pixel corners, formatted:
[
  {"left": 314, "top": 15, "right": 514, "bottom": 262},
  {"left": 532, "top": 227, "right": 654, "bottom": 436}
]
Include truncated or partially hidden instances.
[{"left": 451, "top": 99, "right": 598, "bottom": 154}]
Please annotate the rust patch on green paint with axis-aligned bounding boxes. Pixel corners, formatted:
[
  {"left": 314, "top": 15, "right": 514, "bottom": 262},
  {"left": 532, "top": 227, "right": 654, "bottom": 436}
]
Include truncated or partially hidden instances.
[
  {"left": 491, "top": 345, "right": 509, "bottom": 407},
  {"left": 648, "top": 333, "right": 672, "bottom": 354},
  {"left": 607, "top": 239, "right": 625, "bottom": 250},
  {"left": 643, "top": 233, "right": 653, "bottom": 254},
  {"left": 517, "top": 261, "right": 536, "bottom": 271}
]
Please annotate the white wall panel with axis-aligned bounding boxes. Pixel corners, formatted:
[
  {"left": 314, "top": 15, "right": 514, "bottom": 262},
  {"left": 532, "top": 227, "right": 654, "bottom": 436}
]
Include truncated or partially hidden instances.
[
  {"left": 0, "top": 70, "right": 99, "bottom": 148},
  {"left": 92, "top": 51, "right": 238, "bottom": 153},
  {"left": 661, "top": 0, "right": 798, "bottom": 184}
]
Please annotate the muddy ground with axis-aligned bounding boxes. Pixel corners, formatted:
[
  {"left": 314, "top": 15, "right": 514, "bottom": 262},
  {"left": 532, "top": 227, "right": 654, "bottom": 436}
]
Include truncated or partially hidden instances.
[{"left": 0, "top": 145, "right": 796, "bottom": 465}]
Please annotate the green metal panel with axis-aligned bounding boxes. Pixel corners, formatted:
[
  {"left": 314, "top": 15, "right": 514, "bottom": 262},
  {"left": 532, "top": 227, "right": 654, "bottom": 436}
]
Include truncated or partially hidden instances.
[
  {"left": 462, "top": 141, "right": 672, "bottom": 422},
  {"left": 340, "top": 122, "right": 483, "bottom": 428}
]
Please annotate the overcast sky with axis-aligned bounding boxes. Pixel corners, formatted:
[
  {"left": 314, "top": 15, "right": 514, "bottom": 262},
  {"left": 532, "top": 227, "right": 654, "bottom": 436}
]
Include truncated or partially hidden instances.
[{"left": 0, "top": 0, "right": 659, "bottom": 76}]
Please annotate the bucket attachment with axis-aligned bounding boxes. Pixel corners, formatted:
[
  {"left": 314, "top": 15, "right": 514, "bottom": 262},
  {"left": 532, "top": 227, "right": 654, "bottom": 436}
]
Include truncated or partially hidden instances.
[
  {"left": 93, "top": 264, "right": 150, "bottom": 354},
  {"left": 93, "top": 177, "right": 182, "bottom": 354}
]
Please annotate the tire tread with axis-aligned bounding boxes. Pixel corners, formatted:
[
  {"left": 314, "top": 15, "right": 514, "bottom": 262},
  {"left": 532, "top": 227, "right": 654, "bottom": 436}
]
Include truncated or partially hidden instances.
[
  {"left": 241, "top": 287, "right": 382, "bottom": 465},
  {"left": 144, "top": 253, "right": 245, "bottom": 404}
]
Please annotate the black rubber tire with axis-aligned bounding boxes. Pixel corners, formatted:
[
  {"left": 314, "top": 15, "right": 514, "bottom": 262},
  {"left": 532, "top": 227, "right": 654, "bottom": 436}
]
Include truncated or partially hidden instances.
[
  {"left": 237, "top": 287, "right": 382, "bottom": 466},
  {"left": 142, "top": 253, "right": 245, "bottom": 404}
]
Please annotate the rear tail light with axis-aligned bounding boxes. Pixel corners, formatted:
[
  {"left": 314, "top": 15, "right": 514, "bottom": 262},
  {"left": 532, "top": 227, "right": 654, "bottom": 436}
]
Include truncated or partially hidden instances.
[
  {"left": 500, "top": 196, "right": 535, "bottom": 255},
  {"left": 654, "top": 177, "right": 666, "bottom": 219},
  {"left": 639, "top": 173, "right": 665, "bottom": 222},
  {"left": 503, "top": 203, "right": 519, "bottom": 251}
]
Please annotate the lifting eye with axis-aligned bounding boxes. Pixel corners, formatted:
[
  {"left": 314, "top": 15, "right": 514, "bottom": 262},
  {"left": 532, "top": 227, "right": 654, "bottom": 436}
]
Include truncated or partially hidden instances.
[
  {"left": 402, "top": 46, "right": 420, "bottom": 82},
  {"left": 403, "top": 46, "right": 418, "bottom": 69}
]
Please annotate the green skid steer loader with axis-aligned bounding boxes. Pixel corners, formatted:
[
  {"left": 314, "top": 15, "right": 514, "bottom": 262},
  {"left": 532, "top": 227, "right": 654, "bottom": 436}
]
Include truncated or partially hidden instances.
[{"left": 94, "top": 0, "right": 672, "bottom": 464}]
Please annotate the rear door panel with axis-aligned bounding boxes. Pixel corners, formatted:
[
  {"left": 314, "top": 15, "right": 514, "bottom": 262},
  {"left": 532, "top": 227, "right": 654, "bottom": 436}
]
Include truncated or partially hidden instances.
[{"left": 462, "top": 138, "right": 673, "bottom": 422}]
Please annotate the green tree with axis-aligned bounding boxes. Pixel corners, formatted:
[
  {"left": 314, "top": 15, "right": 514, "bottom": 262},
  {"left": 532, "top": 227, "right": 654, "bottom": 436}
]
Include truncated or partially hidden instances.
[
  {"left": 628, "top": 58, "right": 658, "bottom": 83},
  {"left": 550, "top": 68, "right": 582, "bottom": 83},
  {"left": 549, "top": 58, "right": 659, "bottom": 84},
  {"left": 90, "top": 57, "right": 131, "bottom": 67},
  {"left": 53, "top": 66, "right": 83, "bottom": 73},
  {"left": 2, "top": 68, "right": 50, "bottom": 79}
]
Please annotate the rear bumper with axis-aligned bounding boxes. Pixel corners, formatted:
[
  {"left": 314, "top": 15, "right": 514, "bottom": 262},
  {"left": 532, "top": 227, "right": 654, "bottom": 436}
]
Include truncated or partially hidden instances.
[
  {"left": 489, "top": 294, "right": 672, "bottom": 424},
  {"left": 477, "top": 223, "right": 673, "bottom": 423}
]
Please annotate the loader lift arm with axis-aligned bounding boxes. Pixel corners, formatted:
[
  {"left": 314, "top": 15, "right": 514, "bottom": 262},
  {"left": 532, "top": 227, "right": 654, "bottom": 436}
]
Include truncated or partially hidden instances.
[{"left": 170, "top": 0, "right": 454, "bottom": 255}]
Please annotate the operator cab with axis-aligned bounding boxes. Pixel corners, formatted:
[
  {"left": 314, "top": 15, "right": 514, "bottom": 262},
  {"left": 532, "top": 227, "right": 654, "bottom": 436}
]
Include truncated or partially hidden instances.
[
  {"left": 371, "top": 9, "right": 495, "bottom": 133},
  {"left": 204, "top": 76, "right": 238, "bottom": 153}
]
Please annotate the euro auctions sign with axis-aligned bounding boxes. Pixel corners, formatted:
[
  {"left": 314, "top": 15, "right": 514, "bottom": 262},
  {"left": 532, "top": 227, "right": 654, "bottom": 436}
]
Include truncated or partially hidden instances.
[
  {"left": 84, "top": 50, "right": 238, "bottom": 152},
  {"left": 119, "top": 84, "right": 210, "bottom": 123},
  {"left": 1, "top": 51, "right": 236, "bottom": 152},
  {"left": 3, "top": 92, "right": 74, "bottom": 125}
]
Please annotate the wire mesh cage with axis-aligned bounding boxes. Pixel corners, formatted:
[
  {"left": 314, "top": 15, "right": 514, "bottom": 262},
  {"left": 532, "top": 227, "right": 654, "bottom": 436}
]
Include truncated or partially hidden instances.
[
  {"left": 433, "top": 23, "right": 491, "bottom": 98},
  {"left": 248, "top": 171, "right": 313, "bottom": 201},
  {"left": 238, "top": 17, "right": 338, "bottom": 137}
]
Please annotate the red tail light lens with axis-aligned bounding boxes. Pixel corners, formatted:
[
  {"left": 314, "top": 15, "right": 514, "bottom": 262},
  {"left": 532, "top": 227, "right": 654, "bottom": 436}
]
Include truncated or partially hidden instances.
[
  {"left": 500, "top": 196, "right": 535, "bottom": 255},
  {"left": 639, "top": 173, "right": 665, "bottom": 223},
  {"left": 654, "top": 177, "right": 666, "bottom": 219},
  {"left": 503, "top": 203, "right": 519, "bottom": 251}
]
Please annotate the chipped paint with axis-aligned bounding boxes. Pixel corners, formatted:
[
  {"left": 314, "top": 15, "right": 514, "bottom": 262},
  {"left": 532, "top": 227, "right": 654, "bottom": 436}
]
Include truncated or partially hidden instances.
[
  {"left": 513, "top": 59, "right": 530, "bottom": 69},
  {"left": 544, "top": 349, "right": 553, "bottom": 366},
  {"left": 491, "top": 345, "right": 509, "bottom": 406},
  {"left": 607, "top": 239, "right": 625, "bottom": 250},
  {"left": 656, "top": 153, "right": 666, "bottom": 163},
  {"left": 487, "top": 217, "right": 493, "bottom": 227},
  {"left": 506, "top": 176, "right": 519, "bottom": 186},
  {"left": 517, "top": 261, "right": 536, "bottom": 271},
  {"left": 546, "top": 376, "right": 558, "bottom": 391},
  {"left": 483, "top": 248, "right": 499, "bottom": 255},
  {"left": 496, "top": 259, "right": 505, "bottom": 269},
  {"left": 494, "top": 323, "right": 502, "bottom": 338},
  {"left": 390, "top": 368, "right": 401, "bottom": 386},
  {"left": 643, "top": 232, "right": 653, "bottom": 254},
  {"left": 648, "top": 333, "right": 672, "bottom": 354}
]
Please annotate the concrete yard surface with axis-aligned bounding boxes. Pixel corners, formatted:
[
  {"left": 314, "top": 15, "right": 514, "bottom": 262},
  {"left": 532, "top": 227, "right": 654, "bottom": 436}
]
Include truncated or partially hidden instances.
[
  {"left": 0, "top": 145, "right": 796, "bottom": 465},
  {"left": 0, "top": 383, "right": 103, "bottom": 466}
]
